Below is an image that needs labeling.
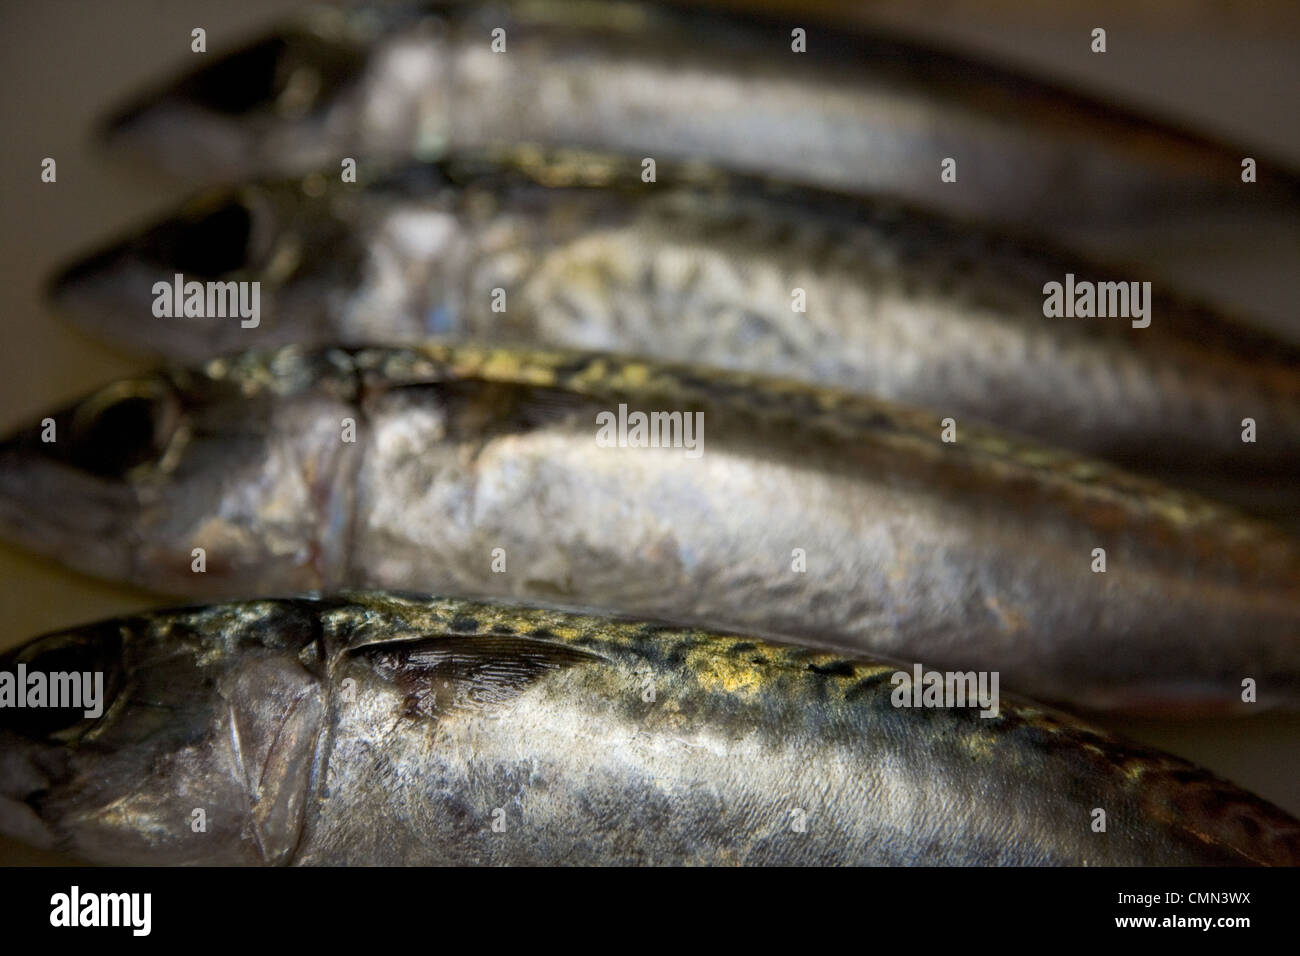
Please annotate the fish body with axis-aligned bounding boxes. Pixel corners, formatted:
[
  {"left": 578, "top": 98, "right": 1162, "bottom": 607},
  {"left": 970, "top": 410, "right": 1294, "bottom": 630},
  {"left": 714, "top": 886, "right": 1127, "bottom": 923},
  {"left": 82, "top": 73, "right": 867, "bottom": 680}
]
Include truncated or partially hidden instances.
[
  {"left": 98, "top": 0, "right": 1300, "bottom": 321},
  {"left": 3, "top": 593, "right": 1298, "bottom": 865},
  {"left": 0, "top": 345, "right": 1296, "bottom": 714},
  {"left": 49, "top": 159, "right": 1300, "bottom": 511}
]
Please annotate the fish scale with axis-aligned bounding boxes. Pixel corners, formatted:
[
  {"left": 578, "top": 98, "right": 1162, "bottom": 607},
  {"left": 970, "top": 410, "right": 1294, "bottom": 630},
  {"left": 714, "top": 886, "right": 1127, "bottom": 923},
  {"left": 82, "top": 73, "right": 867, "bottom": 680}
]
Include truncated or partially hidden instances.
[
  {"left": 95, "top": 0, "right": 1300, "bottom": 325},
  {"left": 48, "top": 159, "right": 1300, "bottom": 524},
  {"left": 0, "top": 344, "right": 1295, "bottom": 713},
  {"left": 2, "top": 0, "right": 1296, "bottom": 872},
  {"left": 2, "top": 593, "right": 1297, "bottom": 865}
]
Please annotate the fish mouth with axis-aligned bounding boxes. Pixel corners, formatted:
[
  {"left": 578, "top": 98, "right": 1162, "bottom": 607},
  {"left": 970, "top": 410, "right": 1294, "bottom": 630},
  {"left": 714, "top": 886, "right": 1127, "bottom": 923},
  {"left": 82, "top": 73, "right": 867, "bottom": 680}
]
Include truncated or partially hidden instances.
[
  {"left": 0, "top": 432, "right": 139, "bottom": 581},
  {"left": 98, "top": 95, "right": 263, "bottom": 182},
  {"left": 47, "top": 243, "right": 120, "bottom": 302},
  {"left": 45, "top": 242, "right": 140, "bottom": 341},
  {"left": 96, "top": 33, "right": 289, "bottom": 176},
  {"left": 0, "top": 626, "right": 130, "bottom": 855},
  {"left": 0, "top": 733, "right": 62, "bottom": 851},
  {"left": 48, "top": 196, "right": 257, "bottom": 353},
  {"left": 97, "top": 30, "right": 369, "bottom": 182}
]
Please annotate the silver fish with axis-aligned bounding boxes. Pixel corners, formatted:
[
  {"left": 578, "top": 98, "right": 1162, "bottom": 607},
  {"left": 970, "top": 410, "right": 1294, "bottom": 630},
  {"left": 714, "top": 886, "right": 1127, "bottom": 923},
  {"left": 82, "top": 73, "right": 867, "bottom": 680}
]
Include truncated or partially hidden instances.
[
  {"left": 3, "top": 592, "right": 1298, "bottom": 865},
  {"left": 0, "top": 345, "right": 1296, "bottom": 714},
  {"left": 96, "top": 0, "right": 1300, "bottom": 325},
  {"left": 48, "top": 157, "right": 1300, "bottom": 521}
]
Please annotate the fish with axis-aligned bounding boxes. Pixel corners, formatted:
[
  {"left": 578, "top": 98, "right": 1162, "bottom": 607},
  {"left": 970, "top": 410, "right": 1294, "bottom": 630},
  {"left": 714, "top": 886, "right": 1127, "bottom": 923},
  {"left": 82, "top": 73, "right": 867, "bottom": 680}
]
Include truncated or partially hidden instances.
[
  {"left": 95, "top": 0, "right": 1300, "bottom": 327},
  {"left": 0, "top": 344, "right": 1297, "bottom": 714},
  {"left": 3, "top": 591, "right": 1298, "bottom": 865},
  {"left": 47, "top": 155, "right": 1300, "bottom": 520}
]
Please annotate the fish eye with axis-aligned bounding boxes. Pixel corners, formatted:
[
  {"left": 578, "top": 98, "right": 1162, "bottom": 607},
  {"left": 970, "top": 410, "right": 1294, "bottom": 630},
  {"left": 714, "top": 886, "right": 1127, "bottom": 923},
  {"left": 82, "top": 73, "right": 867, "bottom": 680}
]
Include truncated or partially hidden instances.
[
  {"left": 62, "top": 381, "right": 181, "bottom": 480},
  {"left": 0, "top": 628, "right": 123, "bottom": 742},
  {"left": 182, "top": 36, "right": 290, "bottom": 115},
  {"left": 169, "top": 200, "right": 254, "bottom": 275}
]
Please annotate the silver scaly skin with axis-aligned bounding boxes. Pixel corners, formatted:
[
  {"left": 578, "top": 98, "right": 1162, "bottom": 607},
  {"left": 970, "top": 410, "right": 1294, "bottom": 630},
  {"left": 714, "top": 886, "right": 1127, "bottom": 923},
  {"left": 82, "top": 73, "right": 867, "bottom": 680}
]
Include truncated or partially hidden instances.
[
  {"left": 96, "top": 1, "right": 1300, "bottom": 322},
  {"left": 48, "top": 155, "right": 1300, "bottom": 520},
  {"left": 2, "top": 593, "right": 1299, "bottom": 865},
  {"left": 0, "top": 345, "right": 1297, "bottom": 714}
]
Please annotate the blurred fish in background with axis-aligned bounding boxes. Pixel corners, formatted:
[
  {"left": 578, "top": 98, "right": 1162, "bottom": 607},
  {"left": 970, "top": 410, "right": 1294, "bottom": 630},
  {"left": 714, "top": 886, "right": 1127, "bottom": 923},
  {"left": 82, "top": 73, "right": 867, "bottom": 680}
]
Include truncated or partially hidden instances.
[
  {"left": 44, "top": 154, "right": 1300, "bottom": 527},
  {"left": 97, "top": 0, "right": 1300, "bottom": 337}
]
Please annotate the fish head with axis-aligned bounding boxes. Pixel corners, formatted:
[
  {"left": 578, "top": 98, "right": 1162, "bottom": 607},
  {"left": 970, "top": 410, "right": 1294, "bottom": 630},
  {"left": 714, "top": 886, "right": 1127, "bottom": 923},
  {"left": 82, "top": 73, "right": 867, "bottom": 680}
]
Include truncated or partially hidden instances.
[
  {"left": 99, "top": 24, "right": 372, "bottom": 181},
  {"left": 0, "top": 350, "right": 358, "bottom": 595},
  {"left": 0, "top": 602, "right": 326, "bottom": 865},
  {"left": 49, "top": 183, "right": 367, "bottom": 362}
]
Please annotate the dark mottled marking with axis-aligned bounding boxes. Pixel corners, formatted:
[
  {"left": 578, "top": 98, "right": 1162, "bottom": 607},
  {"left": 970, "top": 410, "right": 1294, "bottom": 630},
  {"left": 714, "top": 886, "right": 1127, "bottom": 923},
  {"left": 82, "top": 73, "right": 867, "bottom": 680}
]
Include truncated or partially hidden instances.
[
  {"left": 862, "top": 411, "right": 900, "bottom": 432},
  {"left": 844, "top": 671, "right": 897, "bottom": 701},
  {"left": 551, "top": 355, "right": 605, "bottom": 382},
  {"left": 807, "top": 660, "right": 857, "bottom": 677}
]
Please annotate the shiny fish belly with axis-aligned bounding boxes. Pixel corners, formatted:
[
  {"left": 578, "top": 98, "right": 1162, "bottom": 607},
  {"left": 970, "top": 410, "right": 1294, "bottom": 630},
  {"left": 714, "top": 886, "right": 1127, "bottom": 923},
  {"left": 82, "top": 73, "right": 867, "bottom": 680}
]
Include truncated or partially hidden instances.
[
  {"left": 2, "top": 593, "right": 1299, "bottom": 865},
  {"left": 0, "top": 345, "right": 1296, "bottom": 714},
  {"left": 49, "top": 160, "right": 1300, "bottom": 518}
]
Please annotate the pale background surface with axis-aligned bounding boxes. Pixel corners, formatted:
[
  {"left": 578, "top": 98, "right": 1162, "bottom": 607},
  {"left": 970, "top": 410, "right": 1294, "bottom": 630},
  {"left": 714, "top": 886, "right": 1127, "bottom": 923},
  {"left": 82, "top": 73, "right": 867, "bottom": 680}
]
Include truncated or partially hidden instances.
[{"left": 1, "top": 1, "right": 1296, "bottom": 863}]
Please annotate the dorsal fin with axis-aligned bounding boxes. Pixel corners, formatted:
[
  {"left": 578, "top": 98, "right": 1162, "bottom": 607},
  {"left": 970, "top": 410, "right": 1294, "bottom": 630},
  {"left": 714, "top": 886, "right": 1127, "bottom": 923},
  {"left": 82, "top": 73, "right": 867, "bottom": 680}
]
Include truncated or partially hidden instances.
[{"left": 354, "top": 635, "right": 602, "bottom": 719}]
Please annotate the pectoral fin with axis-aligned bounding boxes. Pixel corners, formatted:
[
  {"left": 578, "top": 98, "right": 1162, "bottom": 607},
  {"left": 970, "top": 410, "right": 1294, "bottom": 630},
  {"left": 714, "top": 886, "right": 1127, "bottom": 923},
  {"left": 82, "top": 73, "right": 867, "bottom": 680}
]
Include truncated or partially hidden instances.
[{"left": 355, "top": 635, "right": 602, "bottom": 719}]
